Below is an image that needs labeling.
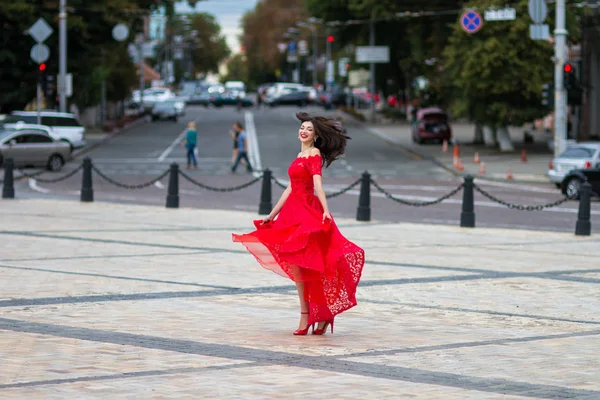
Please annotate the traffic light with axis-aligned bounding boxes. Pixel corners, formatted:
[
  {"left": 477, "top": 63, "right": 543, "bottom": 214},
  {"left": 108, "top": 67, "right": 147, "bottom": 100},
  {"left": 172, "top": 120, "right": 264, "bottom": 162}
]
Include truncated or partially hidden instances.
[
  {"left": 39, "top": 63, "right": 47, "bottom": 72},
  {"left": 563, "top": 62, "right": 583, "bottom": 106},
  {"left": 327, "top": 35, "right": 334, "bottom": 43},
  {"left": 541, "top": 83, "right": 553, "bottom": 109}
]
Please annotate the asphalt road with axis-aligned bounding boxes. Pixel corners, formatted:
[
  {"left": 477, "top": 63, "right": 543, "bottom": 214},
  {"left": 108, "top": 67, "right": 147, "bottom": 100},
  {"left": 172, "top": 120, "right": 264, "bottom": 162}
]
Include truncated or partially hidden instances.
[{"left": 6, "top": 104, "right": 599, "bottom": 233}]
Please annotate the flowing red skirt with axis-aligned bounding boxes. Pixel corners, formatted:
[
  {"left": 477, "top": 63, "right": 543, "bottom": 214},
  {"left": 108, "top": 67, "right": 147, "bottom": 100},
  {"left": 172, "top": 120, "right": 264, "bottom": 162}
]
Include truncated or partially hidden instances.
[{"left": 232, "top": 193, "right": 365, "bottom": 324}]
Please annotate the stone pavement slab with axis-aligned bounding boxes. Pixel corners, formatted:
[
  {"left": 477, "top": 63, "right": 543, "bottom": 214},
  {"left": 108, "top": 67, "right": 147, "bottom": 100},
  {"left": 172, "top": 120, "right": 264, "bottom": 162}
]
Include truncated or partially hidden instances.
[{"left": 0, "top": 199, "right": 599, "bottom": 399}]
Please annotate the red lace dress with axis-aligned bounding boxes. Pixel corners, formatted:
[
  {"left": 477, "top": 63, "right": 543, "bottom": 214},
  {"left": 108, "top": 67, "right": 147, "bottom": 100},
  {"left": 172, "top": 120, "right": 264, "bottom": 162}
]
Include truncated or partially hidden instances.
[{"left": 232, "top": 154, "right": 365, "bottom": 324}]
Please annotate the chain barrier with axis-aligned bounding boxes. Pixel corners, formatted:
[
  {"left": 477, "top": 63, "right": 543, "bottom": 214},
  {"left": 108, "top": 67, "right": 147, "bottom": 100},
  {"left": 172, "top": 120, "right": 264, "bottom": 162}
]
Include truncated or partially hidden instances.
[
  {"left": 371, "top": 178, "right": 464, "bottom": 207},
  {"left": 179, "top": 170, "right": 262, "bottom": 192},
  {"left": 13, "top": 168, "right": 49, "bottom": 182},
  {"left": 92, "top": 166, "right": 169, "bottom": 189},
  {"left": 29, "top": 165, "right": 84, "bottom": 183},
  {"left": 473, "top": 184, "right": 569, "bottom": 210},
  {"left": 325, "top": 178, "right": 362, "bottom": 199},
  {"left": 271, "top": 176, "right": 361, "bottom": 199}
]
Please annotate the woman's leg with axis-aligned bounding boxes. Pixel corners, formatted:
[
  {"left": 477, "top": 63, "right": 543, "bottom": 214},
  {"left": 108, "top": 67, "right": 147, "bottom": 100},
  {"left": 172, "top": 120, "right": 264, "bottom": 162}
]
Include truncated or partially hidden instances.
[
  {"left": 191, "top": 146, "right": 198, "bottom": 166},
  {"left": 232, "top": 148, "right": 238, "bottom": 164},
  {"left": 295, "top": 281, "right": 309, "bottom": 330},
  {"left": 186, "top": 147, "right": 192, "bottom": 168}
]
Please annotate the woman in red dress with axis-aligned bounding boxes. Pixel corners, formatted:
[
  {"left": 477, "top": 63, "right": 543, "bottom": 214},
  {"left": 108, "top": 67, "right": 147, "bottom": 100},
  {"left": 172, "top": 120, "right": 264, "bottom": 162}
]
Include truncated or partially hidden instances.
[{"left": 232, "top": 112, "right": 365, "bottom": 335}]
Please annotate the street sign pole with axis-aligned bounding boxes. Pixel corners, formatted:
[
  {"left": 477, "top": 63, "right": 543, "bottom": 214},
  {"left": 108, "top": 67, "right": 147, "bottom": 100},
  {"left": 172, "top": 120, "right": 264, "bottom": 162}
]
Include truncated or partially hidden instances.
[
  {"left": 37, "top": 42, "right": 42, "bottom": 124},
  {"left": 59, "top": 0, "right": 67, "bottom": 113},
  {"left": 369, "top": 19, "right": 376, "bottom": 123},
  {"left": 554, "top": 0, "right": 568, "bottom": 158}
]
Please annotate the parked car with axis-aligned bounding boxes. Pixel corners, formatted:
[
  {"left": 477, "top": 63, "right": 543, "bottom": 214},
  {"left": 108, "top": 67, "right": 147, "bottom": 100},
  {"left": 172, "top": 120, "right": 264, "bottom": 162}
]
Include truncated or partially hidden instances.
[
  {"left": 548, "top": 143, "right": 600, "bottom": 188},
  {"left": 132, "top": 88, "right": 174, "bottom": 109},
  {"left": 560, "top": 166, "right": 600, "bottom": 199},
  {"left": 187, "top": 88, "right": 212, "bottom": 107},
  {"left": 0, "top": 128, "right": 72, "bottom": 171},
  {"left": 411, "top": 107, "right": 452, "bottom": 144},
  {"left": 151, "top": 101, "right": 179, "bottom": 122},
  {"left": 224, "top": 81, "right": 246, "bottom": 98},
  {"left": 172, "top": 98, "right": 186, "bottom": 116},
  {"left": 1, "top": 111, "right": 86, "bottom": 151},
  {"left": 211, "top": 93, "right": 254, "bottom": 108},
  {"left": 267, "top": 90, "right": 311, "bottom": 107}
]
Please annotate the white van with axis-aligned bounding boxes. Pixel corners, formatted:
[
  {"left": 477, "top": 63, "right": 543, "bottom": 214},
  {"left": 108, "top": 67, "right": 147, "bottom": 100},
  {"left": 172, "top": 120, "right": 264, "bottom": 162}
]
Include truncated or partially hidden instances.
[
  {"left": 2, "top": 111, "right": 86, "bottom": 151},
  {"left": 224, "top": 81, "right": 246, "bottom": 98}
]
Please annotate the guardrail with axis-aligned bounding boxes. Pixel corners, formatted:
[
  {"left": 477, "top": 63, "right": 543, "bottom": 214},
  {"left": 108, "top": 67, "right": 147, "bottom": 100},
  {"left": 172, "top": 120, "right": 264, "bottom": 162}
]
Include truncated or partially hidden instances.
[{"left": 1, "top": 157, "right": 593, "bottom": 236}]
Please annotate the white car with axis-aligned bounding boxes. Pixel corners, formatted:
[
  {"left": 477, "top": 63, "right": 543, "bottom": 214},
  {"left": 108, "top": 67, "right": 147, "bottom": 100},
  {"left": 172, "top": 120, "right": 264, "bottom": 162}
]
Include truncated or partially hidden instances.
[
  {"left": 224, "top": 81, "right": 246, "bottom": 98},
  {"left": 2, "top": 111, "right": 86, "bottom": 151},
  {"left": 132, "top": 88, "right": 174, "bottom": 107},
  {"left": 548, "top": 142, "right": 600, "bottom": 186}
]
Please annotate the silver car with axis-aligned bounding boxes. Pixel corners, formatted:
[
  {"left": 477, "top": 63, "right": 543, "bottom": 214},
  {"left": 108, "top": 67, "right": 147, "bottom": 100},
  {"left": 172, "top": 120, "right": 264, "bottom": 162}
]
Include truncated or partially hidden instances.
[
  {"left": 548, "top": 143, "right": 600, "bottom": 187},
  {"left": 151, "top": 101, "right": 178, "bottom": 122},
  {"left": 0, "top": 129, "right": 72, "bottom": 171}
]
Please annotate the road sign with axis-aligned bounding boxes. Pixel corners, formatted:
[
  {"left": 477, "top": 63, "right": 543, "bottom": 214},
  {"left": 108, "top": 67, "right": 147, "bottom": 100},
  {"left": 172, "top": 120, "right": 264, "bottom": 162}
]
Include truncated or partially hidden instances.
[
  {"left": 460, "top": 10, "right": 483, "bottom": 33},
  {"left": 112, "top": 24, "right": 129, "bottom": 42},
  {"left": 530, "top": 24, "right": 550, "bottom": 40},
  {"left": 277, "top": 43, "right": 287, "bottom": 53},
  {"left": 30, "top": 43, "right": 50, "bottom": 63},
  {"left": 338, "top": 57, "right": 350, "bottom": 77},
  {"left": 298, "top": 40, "right": 309, "bottom": 56},
  {"left": 528, "top": 0, "right": 548, "bottom": 24},
  {"left": 355, "top": 46, "right": 390, "bottom": 63},
  {"left": 484, "top": 7, "right": 516, "bottom": 21},
  {"left": 28, "top": 18, "right": 54, "bottom": 43}
]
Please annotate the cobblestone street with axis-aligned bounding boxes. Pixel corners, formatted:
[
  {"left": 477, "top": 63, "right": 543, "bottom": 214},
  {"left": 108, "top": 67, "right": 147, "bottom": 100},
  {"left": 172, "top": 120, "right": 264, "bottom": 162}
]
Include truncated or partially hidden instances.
[{"left": 1, "top": 199, "right": 599, "bottom": 399}]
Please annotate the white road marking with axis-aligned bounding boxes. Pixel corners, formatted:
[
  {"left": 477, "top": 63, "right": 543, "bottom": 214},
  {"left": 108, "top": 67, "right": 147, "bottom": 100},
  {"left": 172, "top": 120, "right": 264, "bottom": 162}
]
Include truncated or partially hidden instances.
[
  {"left": 154, "top": 181, "right": 165, "bottom": 189},
  {"left": 340, "top": 159, "right": 354, "bottom": 172},
  {"left": 476, "top": 179, "right": 558, "bottom": 194},
  {"left": 367, "top": 127, "right": 402, "bottom": 145},
  {"left": 157, "top": 117, "right": 201, "bottom": 162},
  {"left": 244, "top": 111, "right": 262, "bottom": 177},
  {"left": 28, "top": 179, "right": 50, "bottom": 194}
]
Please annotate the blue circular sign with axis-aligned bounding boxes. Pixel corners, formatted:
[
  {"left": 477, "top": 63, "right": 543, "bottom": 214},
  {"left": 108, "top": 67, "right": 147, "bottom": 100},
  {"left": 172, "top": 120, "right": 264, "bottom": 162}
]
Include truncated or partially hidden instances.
[{"left": 461, "top": 10, "right": 483, "bottom": 33}]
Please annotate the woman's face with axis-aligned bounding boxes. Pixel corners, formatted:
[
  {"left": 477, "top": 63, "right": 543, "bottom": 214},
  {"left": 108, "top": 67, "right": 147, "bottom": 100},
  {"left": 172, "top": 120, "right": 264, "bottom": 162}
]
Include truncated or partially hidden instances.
[{"left": 298, "top": 121, "right": 316, "bottom": 145}]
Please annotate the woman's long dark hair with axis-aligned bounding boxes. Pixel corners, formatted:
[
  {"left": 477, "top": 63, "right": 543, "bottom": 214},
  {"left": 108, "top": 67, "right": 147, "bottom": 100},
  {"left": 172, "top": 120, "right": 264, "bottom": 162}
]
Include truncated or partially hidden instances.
[{"left": 296, "top": 112, "right": 350, "bottom": 168}]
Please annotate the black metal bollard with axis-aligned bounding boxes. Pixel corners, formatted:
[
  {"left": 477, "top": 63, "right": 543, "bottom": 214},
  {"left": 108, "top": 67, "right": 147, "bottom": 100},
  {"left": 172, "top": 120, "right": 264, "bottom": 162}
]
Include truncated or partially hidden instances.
[
  {"left": 575, "top": 181, "right": 592, "bottom": 236},
  {"left": 80, "top": 158, "right": 94, "bottom": 202},
  {"left": 356, "top": 171, "right": 371, "bottom": 222},
  {"left": 460, "top": 175, "right": 475, "bottom": 228},
  {"left": 2, "top": 158, "right": 15, "bottom": 199},
  {"left": 258, "top": 169, "right": 272, "bottom": 215},
  {"left": 166, "top": 163, "right": 179, "bottom": 209}
]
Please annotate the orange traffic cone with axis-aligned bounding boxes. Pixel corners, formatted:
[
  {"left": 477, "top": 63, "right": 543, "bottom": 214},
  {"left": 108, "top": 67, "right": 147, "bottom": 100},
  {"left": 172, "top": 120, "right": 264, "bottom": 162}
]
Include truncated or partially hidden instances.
[
  {"left": 457, "top": 158, "right": 464, "bottom": 171},
  {"left": 521, "top": 149, "right": 527, "bottom": 163},
  {"left": 479, "top": 162, "right": 486, "bottom": 174},
  {"left": 442, "top": 140, "right": 448, "bottom": 152},
  {"left": 473, "top": 152, "right": 480, "bottom": 164},
  {"left": 506, "top": 168, "right": 513, "bottom": 180},
  {"left": 453, "top": 144, "right": 460, "bottom": 158}
]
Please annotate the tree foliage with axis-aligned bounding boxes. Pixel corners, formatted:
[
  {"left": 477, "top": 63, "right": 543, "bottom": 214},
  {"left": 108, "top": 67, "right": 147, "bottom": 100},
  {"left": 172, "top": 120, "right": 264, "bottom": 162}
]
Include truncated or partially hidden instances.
[
  {"left": 241, "top": 0, "right": 308, "bottom": 85},
  {"left": 188, "top": 13, "right": 230, "bottom": 74},
  {"left": 442, "top": 0, "right": 580, "bottom": 127}
]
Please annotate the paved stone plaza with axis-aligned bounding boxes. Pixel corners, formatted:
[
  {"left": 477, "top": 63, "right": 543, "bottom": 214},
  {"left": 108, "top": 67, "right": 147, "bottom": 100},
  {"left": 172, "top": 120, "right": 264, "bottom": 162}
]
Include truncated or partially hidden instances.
[{"left": 1, "top": 199, "right": 599, "bottom": 399}]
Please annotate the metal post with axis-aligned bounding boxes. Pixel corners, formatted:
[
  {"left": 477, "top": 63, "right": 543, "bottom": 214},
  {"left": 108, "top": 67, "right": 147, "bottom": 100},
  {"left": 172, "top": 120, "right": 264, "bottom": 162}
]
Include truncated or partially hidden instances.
[
  {"left": 37, "top": 42, "right": 42, "bottom": 124},
  {"left": 2, "top": 158, "right": 15, "bottom": 199},
  {"left": 312, "top": 26, "right": 317, "bottom": 86},
  {"left": 258, "top": 169, "right": 272, "bottom": 215},
  {"left": 356, "top": 171, "right": 371, "bottom": 222},
  {"left": 100, "top": 51, "right": 106, "bottom": 126},
  {"left": 575, "top": 181, "right": 592, "bottom": 236},
  {"left": 325, "top": 27, "right": 331, "bottom": 91},
  {"left": 59, "top": 0, "right": 67, "bottom": 112},
  {"left": 460, "top": 175, "right": 475, "bottom": 228},
  {"left": 369, "top": 19, "right": 376, "bottom": 123},
  {"left": 80, "top": 158, "right": 93, "bottom": 202},
  {"left": 166, "top": 163, "right": 179, "bottom": 208},
  {"left": 139, "top": 41, "right": 144, "bottom": 114},
  {"left": 554, "top": 0, "right": 568, "bottom": 158}
]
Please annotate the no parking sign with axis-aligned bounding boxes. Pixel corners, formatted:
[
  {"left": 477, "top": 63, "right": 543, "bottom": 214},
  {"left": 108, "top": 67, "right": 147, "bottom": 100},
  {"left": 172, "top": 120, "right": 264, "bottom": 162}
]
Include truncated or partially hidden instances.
[{"left": 461, "top": 10, "right": 483, "bottom": 33}]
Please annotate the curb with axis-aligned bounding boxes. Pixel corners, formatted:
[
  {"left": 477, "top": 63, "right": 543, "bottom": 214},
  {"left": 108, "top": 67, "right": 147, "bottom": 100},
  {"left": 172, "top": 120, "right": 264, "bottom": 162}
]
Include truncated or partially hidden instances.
[
  {"left": 350, "top": 114, "right": 553, "bottom": 186},
  {"left": 73, "top": 115, "right": 149, "bottom": 159}
]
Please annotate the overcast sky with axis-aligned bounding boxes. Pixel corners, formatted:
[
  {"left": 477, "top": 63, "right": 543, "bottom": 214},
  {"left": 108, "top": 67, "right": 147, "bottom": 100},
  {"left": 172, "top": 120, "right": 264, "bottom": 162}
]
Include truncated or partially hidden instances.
[{"left": 175, "top": 0, "right": 260, "bottom": 54}]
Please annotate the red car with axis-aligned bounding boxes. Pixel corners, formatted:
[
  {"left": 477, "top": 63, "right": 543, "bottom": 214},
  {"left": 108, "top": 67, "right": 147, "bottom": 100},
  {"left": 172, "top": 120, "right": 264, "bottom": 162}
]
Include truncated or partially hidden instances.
[{"left": 411, "top": 107, "right": 452, "bottom": 144}]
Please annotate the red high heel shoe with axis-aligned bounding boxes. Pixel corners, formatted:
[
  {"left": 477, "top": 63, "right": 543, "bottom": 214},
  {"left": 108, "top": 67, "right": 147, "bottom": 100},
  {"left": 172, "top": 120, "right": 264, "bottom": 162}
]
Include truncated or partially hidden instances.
[
  {"left": 312, "top": 319, "right": 334, "bottom": 335},
  {"left": 293, "top": 312, "right": 312, "bottom": 336}
]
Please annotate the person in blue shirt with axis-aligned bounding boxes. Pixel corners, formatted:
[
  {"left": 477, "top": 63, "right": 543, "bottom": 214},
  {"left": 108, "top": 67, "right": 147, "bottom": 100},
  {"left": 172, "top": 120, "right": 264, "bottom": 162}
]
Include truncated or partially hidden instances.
[
  {"left": 182, "top": 121, "right": 198, "bottom": 169},
  {"left": 231, "top": 121, "right": 253, "bottom": 173}
]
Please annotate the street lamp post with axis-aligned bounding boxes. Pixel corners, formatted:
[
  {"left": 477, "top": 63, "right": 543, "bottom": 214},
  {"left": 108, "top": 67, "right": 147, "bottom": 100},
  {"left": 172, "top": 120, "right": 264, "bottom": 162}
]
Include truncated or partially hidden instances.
[
  {"left": 554, "top": 0, "right": 568, "bottom": 158},
  {"left": 297, "top": 21, "right": 318, "bottom": 86},
  {"left": 58, "top": 0, "right": 67, "bottom": 112}
]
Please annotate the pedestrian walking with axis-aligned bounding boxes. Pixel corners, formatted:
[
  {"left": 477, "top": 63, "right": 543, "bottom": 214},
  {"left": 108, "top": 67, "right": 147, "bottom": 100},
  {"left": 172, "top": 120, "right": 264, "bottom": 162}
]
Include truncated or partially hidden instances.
[
  {"left": 232, "top": 112, "right": 364, "bottom": 336},
  {"left": 229, "top": 126, "right": 247, "bottom": 167},
  {"left": 182, "top": 121, "right": 198, "bottom": 169},
  {"left": 230, "top": 121, "right": 252, "bottom": 173}
]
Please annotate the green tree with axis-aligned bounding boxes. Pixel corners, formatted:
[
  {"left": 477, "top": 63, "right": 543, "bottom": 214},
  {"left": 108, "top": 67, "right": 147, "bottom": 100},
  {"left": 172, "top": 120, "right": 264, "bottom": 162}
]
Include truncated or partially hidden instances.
[
  {"left": 442, "top": 0, "right": 580, "bottom": 148},
  {"left": 222, "top": 54, "right": 249, "bottom": 84},
  {"left": 189, "top": 13, "right": 230, "bottom": 75}
]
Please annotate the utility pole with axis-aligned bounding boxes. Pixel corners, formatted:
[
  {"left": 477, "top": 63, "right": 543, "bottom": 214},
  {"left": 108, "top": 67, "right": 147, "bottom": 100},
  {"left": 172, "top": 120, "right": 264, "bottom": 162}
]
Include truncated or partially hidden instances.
[
  {"left": 311, "top": 25, "right": 317, "bottom": 86},
  {"left": 58, "top": 0, "right": 67, "bottom": 112},
  {"left": 554, "top": 0, "right": 568, "bottom": 158},
  {"left": 369, "top": 19, "right": 376, "bottom": 123},
  {"left": 325, "top": 27, "right": 331, "bottom": 91}
]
